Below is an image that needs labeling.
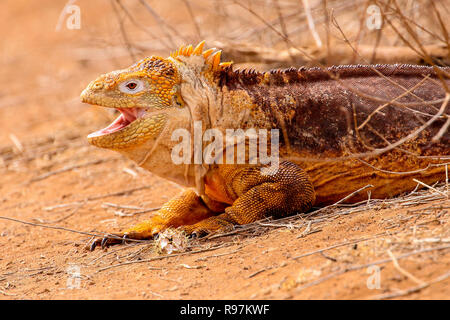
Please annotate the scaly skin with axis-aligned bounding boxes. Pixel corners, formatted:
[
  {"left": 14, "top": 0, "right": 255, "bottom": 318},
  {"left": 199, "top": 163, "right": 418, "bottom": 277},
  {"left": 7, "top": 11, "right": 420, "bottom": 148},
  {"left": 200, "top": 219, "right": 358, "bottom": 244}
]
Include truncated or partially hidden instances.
[{"left": 80, "top": 41, "right": 450, "bottom": 250}]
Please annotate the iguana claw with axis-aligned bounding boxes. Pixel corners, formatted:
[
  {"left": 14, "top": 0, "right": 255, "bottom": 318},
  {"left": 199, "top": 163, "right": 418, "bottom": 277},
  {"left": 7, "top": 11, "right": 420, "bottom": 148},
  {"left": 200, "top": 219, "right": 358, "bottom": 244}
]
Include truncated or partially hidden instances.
[{"left": 88, "top": 233, "right": 127, "bottom": 251}]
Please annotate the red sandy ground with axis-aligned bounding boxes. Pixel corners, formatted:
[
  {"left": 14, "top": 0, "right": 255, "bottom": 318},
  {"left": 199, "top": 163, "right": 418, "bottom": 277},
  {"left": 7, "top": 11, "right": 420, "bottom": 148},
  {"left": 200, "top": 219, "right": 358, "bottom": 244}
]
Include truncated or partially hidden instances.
[{"left": 0, "top": 0, "right": 449, "bottom": 300}]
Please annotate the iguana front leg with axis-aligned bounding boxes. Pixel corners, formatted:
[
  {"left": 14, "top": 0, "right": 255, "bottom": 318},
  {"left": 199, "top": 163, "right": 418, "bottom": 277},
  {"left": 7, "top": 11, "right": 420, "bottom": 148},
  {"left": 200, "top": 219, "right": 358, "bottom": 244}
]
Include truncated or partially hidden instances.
[
  {"left": 180, "top": 161, "right": 315, "bottom": 236},
  {"left": 89, "top": 161, "right": 315, "bottom": 250},
  {"left": 88, "top": 189, "right": 226, "bottom": 250}
]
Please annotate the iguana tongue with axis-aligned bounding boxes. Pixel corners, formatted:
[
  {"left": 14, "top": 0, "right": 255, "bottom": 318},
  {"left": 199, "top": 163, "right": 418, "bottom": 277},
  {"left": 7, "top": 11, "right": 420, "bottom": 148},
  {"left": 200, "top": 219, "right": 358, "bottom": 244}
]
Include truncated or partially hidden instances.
[
  {"left": 117, "top": 108, "right": 138, "bottom": 123},
  {"left": 87, "top": 108, "right": 138, "bottom": 138}
]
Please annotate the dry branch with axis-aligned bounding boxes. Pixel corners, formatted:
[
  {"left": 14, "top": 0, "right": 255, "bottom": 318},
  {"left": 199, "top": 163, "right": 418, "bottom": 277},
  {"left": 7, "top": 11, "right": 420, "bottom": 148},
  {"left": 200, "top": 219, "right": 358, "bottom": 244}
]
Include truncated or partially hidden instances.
[
  {"left": 0, "top": 216, "right": 147, "bottom": 243},
  {"left": 386, "top": 249, "right": 426, "bottom": 286},
  {"left": 370, "top": 270, "right": 450, "bottom": 299},
  {"left": 215, "top": 42, "right": 449, "bottom": 68},
  {"left": 295, "top": 244, "right": 450, "bottom": 293},
  {"left": 29, "top": 159, "right": 114, "bottom": 183},
  {"left": 96, "top": 243, "right": 234, "bottom": 272},
  {"left": 111, "top": 0, "right": 137, "bottom": 62}
]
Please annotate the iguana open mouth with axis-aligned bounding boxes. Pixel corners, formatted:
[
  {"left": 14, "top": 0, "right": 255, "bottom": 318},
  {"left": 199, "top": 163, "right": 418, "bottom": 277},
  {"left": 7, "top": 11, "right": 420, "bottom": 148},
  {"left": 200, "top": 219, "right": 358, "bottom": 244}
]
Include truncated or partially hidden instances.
[{"left": 88, "top": 108, "right": 144, "bottom": 138}]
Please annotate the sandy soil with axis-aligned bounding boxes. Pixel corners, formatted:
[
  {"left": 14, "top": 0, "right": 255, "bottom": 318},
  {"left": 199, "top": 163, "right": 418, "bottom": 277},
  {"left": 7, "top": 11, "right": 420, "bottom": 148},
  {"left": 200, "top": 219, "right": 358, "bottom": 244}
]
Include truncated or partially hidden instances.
[{"left": 0, "top": 0, "right": 449, "bottom": 300}]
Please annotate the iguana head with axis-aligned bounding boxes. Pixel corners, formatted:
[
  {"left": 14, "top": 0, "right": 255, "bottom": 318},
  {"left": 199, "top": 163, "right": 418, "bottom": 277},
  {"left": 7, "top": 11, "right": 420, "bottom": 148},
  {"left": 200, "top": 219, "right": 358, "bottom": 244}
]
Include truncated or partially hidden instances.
[
  {"left": 80, "top": 41, "right": 232, "bottom": 188},
  {"left": 80, "top": 52, "right": 180, "bottom": 149},
  {"left": 80, "top": 41, "right": 231, "bottom": 150}
]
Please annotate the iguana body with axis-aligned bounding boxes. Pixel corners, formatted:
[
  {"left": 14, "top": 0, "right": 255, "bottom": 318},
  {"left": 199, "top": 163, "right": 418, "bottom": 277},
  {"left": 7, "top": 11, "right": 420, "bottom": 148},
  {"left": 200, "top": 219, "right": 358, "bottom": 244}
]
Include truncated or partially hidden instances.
[{"left": 80, "top": 41, "right": 450, "bottom": 249}]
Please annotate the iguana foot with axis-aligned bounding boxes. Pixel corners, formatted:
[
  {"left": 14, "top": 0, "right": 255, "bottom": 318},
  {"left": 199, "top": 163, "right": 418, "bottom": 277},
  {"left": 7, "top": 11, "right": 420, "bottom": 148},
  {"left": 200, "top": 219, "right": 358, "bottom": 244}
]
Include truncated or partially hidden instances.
[
  {"left": 88, "top": 189, "right": 219, "bottom": 250},
  {"left": 179, "top": 213, "right": 235, "bottom": 238},
  {"left": 88, "top": 220, "right": 165, "bottom": 250},
  {"left": 87, "top": 214, "right": 232, "bottom": 250}
]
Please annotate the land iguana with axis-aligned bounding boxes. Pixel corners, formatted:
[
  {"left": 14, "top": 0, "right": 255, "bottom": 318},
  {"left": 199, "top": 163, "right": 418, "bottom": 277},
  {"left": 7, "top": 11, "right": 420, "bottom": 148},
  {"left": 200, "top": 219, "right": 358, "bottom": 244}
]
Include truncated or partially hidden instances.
[{"left": 80, "top": 41, "right": 450, "bottom": 250}]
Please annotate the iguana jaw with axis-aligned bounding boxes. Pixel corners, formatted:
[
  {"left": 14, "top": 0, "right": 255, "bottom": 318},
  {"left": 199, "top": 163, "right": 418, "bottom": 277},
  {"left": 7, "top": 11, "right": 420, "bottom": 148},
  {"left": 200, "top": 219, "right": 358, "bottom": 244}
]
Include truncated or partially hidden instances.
[
  {"left": 86, "top": 106, "right": 167, "bottom": 150},
  {"left": 81, "top": 93, "right": 168, "bottom": 150},
  {"left": 87, "top": 107, "right": 144, "bottom": 138}
]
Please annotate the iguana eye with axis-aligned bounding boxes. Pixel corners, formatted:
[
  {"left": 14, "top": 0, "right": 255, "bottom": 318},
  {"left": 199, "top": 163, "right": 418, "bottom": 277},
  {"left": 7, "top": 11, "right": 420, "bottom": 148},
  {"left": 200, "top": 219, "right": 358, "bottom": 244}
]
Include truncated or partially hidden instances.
[{"left": 119, "top": 79, "right": 144, "bottom": 94}]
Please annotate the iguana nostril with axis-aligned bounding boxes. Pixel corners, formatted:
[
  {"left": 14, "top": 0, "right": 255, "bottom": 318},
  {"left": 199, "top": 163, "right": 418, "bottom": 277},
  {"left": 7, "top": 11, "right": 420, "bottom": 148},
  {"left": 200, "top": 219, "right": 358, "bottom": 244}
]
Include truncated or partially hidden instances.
[{"left": 93, "top": 82, "right": 103, "bottom": 89}]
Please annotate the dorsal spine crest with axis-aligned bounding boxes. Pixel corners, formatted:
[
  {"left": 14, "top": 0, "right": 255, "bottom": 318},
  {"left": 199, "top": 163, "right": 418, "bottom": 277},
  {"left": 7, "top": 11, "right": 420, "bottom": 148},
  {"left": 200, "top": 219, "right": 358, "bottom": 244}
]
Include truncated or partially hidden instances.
[{"left": 170, "top": 40, "right": 233, "bottom": 72}]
